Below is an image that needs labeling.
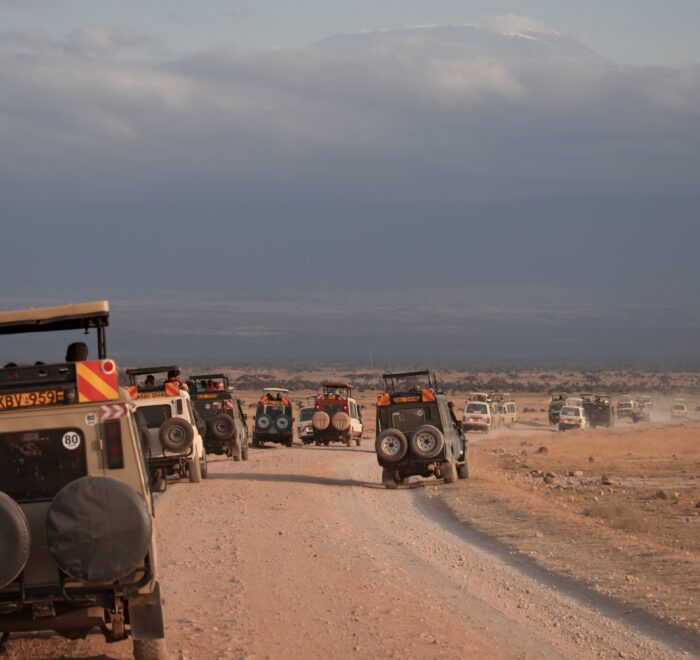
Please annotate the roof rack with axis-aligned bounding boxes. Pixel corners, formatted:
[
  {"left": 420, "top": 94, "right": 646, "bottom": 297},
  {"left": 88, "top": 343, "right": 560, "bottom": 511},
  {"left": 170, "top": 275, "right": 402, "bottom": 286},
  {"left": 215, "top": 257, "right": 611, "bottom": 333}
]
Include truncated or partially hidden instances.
[
  {"left": 126, "top": 366, "right": 180, "bottom": 377},
  {"left": 190, "top": 374, "right": 227, "bottom": 381}
]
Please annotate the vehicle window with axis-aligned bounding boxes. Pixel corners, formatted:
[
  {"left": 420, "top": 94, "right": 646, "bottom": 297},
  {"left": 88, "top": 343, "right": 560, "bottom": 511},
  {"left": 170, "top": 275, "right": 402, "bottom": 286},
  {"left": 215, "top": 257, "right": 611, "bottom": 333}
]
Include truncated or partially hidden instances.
[
  {"left": 136, "top": 404, "right": 171, "bottom": 429},
  {"left": 265, "top": 405, "right": 290, "bottom": 418},
  {"left": 561, "top": 407, "right": 579, "bottom": 416},
  {"left": 391, "top": 408, "right": 426, "bottom": 433},
  {"left": 299, "top": 408, "right": 314, "bottom": 422},
  {"left": 0, "top": 428, "right": 87, "bottom": 503},
  {"left": 465, "top": 403, "right": 488, "bottom": 414}
]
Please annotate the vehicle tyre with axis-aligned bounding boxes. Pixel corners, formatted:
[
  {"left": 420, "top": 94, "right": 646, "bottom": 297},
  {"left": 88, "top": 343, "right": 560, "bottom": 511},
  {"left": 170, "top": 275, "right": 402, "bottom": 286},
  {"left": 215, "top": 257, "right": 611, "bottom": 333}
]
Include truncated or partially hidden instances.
[
  {"left": 256, "top": 414, "right": 272, "bottom": 431},
  {"left": 323, "top": 439, "right": 330, "bottom": 446},
  {"left": 232, "top": 439, "right": 242, "bottom": 462},
  {"left": 158, "top": 418, "right": 194, "bottom": 453},
  {"left": 344, "top": 433, "right": 352, "bottom": 447},
  {"left": 381, "top": 467, "right": 398, "bottom": 490},
  {"left": 208, "top": 414, "right": 235, "bottom": 441},
  {"left": 0, "top": 491, "right": 31, "bottom": 589},
  {"left": 457, "top": 446, "right": 470, "bottom": 479},
  {"left": 242, "top": 445, "right": 249, "bottom": 460},
  {"left": 133, "top": 638, "right": 169, "bottom": 660},
  {"left": 331, "top": 412, "right": 351, "bottom": 432},
  {"left": 200, "top": 452, "right": 208, "bottom": 479},
  {"left": 410, "top": 425, "right": 445, "bottom": 460},
  {"left": 188, "top": 456, "right": 202, "bottom": 483},
  {"left": 252, "top": 436, "right": 261, "bottom": 448},
  {"left": 355, "top": 437, "right": 361, "bottom": 447},
  {"left": 314, "top": 438, "right": 322, "bottom": 446},
  {"left": 375, "top": 429, "right": 408, "bottom": 463},
  {"left": 312, "top": 411, "right": 330, "bottom": 431},
  {"left": 443, "top": 458, "right": 458, "bottom": 484},
  {"left": 275, "top": 415, "right": 292, "bottom": 433},
  {"left": 285, "top": 436, "right": 293, "bottom": 448},
  {"left": 46, "top": 477, "right": 152, "bottom": 584}
]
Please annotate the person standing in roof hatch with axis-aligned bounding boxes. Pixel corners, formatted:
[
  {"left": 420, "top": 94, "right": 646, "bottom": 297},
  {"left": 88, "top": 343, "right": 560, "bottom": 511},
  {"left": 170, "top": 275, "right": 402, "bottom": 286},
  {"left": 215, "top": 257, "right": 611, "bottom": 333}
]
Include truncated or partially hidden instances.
[
  {"left": 65, "top": 342, "right": 88, "bottom": 363},
  {"left": 165, "top": 369, "right": 183, "bottom": 386}
]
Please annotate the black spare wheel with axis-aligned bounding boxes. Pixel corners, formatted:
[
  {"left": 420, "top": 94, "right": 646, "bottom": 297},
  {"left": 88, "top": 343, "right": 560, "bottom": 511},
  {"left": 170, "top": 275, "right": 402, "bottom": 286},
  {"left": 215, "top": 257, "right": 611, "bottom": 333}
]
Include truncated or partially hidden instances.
[
  {"left": 256, "top": 414, "right": 272, "bottom": 431},
  {"left": 208, "top": 414, "right": 235, "bottom": 440},
  {"left": 158, "top": 418, "right": 194, "bottom": 452},
  {"left": 46, "top": 476, "right": 152, "bottom": 583},
  {"left": 0, "top": 491, "right": 31, "bottom": 589},
  {"left": 275, "top": 415, "right": 291, "bottom": 432},
  {"left": 375, "top": 429, "right": 408, "bottom": 463},
  {"left": 410, "top": 425, "right": 445, "bottom": 459}
]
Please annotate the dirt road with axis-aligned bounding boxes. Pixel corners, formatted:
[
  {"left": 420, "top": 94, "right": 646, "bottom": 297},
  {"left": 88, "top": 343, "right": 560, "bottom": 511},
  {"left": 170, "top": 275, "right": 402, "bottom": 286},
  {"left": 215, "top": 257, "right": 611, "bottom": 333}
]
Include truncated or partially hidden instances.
[{"left": 5, "top": 443, "right": 696, "bottom": 659}]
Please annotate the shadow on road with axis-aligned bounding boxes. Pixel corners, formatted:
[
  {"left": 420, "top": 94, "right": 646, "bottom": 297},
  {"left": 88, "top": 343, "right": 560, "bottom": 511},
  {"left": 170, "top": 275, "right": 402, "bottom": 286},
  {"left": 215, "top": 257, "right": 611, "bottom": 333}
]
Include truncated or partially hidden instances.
[{"left": 207, "top": 471, "right": 382, "bottom": 489}]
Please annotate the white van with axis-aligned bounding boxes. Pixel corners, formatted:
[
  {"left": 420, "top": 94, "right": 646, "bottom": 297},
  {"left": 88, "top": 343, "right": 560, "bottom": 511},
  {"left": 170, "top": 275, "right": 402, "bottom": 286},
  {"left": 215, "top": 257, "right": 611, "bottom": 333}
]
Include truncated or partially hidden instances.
[{"left": 559, "top": 406, "right": 586, "bottom": 431}]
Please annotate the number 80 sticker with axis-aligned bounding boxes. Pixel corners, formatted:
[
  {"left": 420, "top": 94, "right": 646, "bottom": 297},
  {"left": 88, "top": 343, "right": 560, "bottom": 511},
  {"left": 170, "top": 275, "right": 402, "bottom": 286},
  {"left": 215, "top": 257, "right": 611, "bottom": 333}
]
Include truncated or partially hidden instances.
[{"left": 62, "top": 432, "right": 82, "bottom": 450}]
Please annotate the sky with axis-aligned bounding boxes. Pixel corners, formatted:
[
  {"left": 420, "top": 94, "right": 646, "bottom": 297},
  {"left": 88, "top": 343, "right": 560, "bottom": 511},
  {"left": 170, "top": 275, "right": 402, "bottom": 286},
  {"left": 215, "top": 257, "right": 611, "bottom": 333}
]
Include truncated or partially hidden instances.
[{"left": 1, "top": 3, "right": 699, "bottom": 365}]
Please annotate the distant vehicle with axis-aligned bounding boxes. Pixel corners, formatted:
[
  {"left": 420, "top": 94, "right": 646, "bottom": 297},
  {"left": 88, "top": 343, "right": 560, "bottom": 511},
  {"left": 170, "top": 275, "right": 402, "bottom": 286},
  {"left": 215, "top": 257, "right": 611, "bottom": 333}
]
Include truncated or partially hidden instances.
[
  {"left": 297, "top": 406, "right": 315, "bottom": 445},
  {"left": 126, "top": 367, "right": 207, "bottom": 491},
  {"left": 188, "top": 373, "right": 249, "bottom": 460},
  {"left": 633, "top": 395, "right": 652, "bottom": 423},
  {"left": 671, "top": 400, "right": 688, "bottom": 419},
  {"left": 588, "top": 394, "right": 615, "bottom": 428},
  {"left": 462, "top": 401, "right": 493, "bottom": 432},
  {"left": 0, "top": 301, "right": 167, "bottom": 658},
  {"left": 499, "top": 397, "right": 518, "bottom": 426},
  {"left": 559, "top": 406, "right": 587, "bottom": 431},
  {"left": 616, "top": 397, "right": 635, "bottom": 420},
  {"left": 548, "top": 392, "right": 567, "bottom": 425},
  {"left": 253, "top": 388, "right": 294, "bottom": 447},
  {"left": 375, "top": 370, "right": 467, "bottom": 488},
  {"left": 311, "top": 382, "right": 364, "bottom": 446}
]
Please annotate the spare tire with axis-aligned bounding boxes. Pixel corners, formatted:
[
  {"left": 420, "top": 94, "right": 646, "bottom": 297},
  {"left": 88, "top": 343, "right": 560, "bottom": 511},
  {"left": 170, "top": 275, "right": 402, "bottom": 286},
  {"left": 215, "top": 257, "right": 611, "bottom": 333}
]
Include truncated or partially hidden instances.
[
  {"left": 410, "top": 425, "right": 445, "bottom": 459},
  {"left": 375, "top": 429, "right": 408, "bottom": 463},
  {"left": 256, "top": 414, "right": 272, "bottom": 431},
  {"left": 331, "top": 412, "right": 351, "bottom": 432},
  {"left": 312, "top": 411, "right": 330, "bottom": 431},
  {"left": 46, "top": 476, "right": 152, "bottom": 584},
  {"left": 158, "top": 418, "right": 194, "bottom": 452},
  {"left": 208, "top": 414, "right": 235, "bottom": 441},
  {"left": 0, "top": 491, "right": 31, "bottom": 589},
  {"left": 275, "top": 415, "right": 291, "bottom": 432}
]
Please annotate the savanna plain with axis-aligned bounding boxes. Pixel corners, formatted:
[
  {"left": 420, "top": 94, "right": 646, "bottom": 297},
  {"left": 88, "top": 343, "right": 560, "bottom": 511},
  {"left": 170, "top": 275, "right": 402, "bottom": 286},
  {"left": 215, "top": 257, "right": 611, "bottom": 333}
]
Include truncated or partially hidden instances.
[{"left": 6, "top": 367, "right": 700, "bottom": 660}]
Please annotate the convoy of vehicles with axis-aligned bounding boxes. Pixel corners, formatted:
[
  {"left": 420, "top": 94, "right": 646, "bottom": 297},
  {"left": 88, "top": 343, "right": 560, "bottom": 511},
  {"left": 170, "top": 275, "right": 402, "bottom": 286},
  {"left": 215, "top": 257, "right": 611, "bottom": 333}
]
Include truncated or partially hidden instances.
[
  {"left": 126, "top": 366, "right": 207, "bottom": 491},
  {"left": 0, "top": 302, "right": 167, "bottom": 659},
  {"left": 375, "top": 370, "right": 468, "bottom": 489},
  {"left": 188, "top": 373, "right": 249, "bottom": 461},
  {"left": 311, "top": 382, "right": 364, "bottom": 446},
  {"left": 253, "top": 388, "right": 295, "bottom": 447}
]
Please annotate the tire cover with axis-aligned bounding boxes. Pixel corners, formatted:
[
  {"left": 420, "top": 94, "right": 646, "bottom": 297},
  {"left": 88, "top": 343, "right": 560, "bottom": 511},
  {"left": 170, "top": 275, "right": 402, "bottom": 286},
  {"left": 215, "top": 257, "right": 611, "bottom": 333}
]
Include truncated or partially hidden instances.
[
  {"left": 375, "top": 429, "right": 408, "bottom": 463},
  {"left": 410, "top": 425, "right": 445, "bottom": 459},
  {"left": 275, "top": 415, "right": 291, "bottom": 431},
  {"left": 331, "top": 412, "right": 351, "bottom": 432},
  {"left": 256, "top": 414, "right": 272, "bottom": 430},
  {"left": 312, "top": 411, "right": 330, "bottom": 431},
  {"left": 0, "top": 491, "right": 31, "bottom": 589},
  {"left": 208, "top": 414, "right": 235, "bottom": 440},
  {"left": 46, "top": 476, "right": 152, "bottom": 584},
  {"left": 158, "top": 418, "right": 194, "bottom": 452}
]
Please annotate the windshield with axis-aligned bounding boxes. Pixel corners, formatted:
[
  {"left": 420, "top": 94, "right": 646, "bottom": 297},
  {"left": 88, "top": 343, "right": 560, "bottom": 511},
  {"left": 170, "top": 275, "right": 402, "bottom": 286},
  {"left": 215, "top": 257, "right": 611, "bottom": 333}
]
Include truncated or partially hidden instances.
[
  {"left": 465, "top": 403, "right": 488, "bottom": 414},
  {"left": 673, "top": 404, "right": 686, "bottom": 411},
  {"left": 299, "top": 408, "right": 314, "bottom": 422},
  {"left": 391, "top": 407, "right": 426, "bottom": 433}
]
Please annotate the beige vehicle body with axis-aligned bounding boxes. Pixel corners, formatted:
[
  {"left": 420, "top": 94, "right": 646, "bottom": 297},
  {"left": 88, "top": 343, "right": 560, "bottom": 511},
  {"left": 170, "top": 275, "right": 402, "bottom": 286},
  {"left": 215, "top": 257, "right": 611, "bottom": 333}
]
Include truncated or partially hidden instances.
[{"left": 0, "top": 302, "right": 166, "bottom": 659}]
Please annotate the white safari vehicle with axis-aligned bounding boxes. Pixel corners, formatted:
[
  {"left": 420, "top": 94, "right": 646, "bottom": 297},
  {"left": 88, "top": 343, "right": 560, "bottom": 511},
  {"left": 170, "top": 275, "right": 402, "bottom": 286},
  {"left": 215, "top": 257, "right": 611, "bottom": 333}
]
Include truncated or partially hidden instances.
[
  {"left": 0, "top": 301, "right": 167, "bottom": 659},
  {"left": 558, "top": 406, "right": 587, "bottom": 431},
  {"left": 126, "top": 366, "right": 206, "bottom": 491}
]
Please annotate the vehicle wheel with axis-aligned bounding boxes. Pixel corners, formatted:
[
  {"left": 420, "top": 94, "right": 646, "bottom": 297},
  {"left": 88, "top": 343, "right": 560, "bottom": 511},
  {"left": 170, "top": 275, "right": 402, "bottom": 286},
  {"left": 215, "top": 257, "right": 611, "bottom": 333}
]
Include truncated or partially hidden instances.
[
  {"left": 410, "top": 425, "right": 445, "bottom": 460},
  {"left": 158, "top": 418, "right": 194, "bottom": 452},
  {"left": 242, "top": 445, "right": 249, "bottom": 460},
  {"left": 0, "top": 491, "right": 31, "bottom": 589},
  {"left": 381, "top": 467, "right": 398, "bottom": 490},
  {"left": 314, "top": 439, "right": 322, "bottom": 446},
  {"left": 443, "top": 458, "right": 458, "bottom": 484},
  {"left": 232, "top": 440, "right": 242, "bottom": 462},
  {"left": 355, "top": 437, "right": 361, "bottom": 447},
  {"left": 252, "top": 436, "right": 261, "bottom": 448},
  {"left": 344, "top": 434, "right": 352, "bottom": 447},
  {"left": 323, "top": 440, "right": 330, "bottom": 446},
  {"left": 200, "top": 453, "right": 208, "bottom": 479},
  {"left": 375, "top": 429, "right": 408, "bottom": 462},
  {"left": 457, "top": 452, "right": 470, "bottom": 480},
  {"left": 133, "top": 638, "right": 168, "bottom": 660},
  {"left": 208, "top": 414, "right": 235, "bottom": 441},
  {"left": 285, "top": 436, "right": 293, "bottom": 448},
  {"left": 188, "top": 456, "right": 202, "bottom": 483}
]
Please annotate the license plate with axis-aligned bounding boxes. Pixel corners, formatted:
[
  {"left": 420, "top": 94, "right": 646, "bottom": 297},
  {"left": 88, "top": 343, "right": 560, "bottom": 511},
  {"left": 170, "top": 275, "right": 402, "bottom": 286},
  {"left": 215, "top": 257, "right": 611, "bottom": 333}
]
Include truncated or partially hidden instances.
[{"left": 0, "top": 389, "right": 66, "bottom": 410}]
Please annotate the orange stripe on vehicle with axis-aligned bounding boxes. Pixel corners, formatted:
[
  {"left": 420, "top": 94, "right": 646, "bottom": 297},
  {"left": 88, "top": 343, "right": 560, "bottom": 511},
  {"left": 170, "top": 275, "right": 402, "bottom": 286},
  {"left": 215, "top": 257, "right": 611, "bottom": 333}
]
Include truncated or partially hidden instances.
[
  {"left": 164, "top": 382, "right": 180, "bottom": 397},
  {"left": 76, "top": 361, "right": 119, "bottom": 402}
]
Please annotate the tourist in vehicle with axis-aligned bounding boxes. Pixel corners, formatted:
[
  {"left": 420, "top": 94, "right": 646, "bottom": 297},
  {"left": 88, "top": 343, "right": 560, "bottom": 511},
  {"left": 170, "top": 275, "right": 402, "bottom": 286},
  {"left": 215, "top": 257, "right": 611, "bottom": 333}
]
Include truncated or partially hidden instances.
[
  {"left": 165, "top": 369, "right": 182, "bottom": 384},
  {"left": 65, "top": 341, "right": 88, "bottom": 362},
  {"left": 206, "top": 380, "right": 218, "bottom": 392},
  {"left": 144, "top": 374, "right": 156, "bottom": 388}
]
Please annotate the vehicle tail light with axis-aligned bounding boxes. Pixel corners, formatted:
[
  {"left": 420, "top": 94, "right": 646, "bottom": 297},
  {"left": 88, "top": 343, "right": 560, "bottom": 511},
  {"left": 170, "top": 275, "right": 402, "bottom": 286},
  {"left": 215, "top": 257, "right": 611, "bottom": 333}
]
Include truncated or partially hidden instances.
[
  {"left": 485, "top": 417, "right": 491, "bottom": 424},
  {"left": 104, "top": 420, "right": 124, "bottom": 469}
]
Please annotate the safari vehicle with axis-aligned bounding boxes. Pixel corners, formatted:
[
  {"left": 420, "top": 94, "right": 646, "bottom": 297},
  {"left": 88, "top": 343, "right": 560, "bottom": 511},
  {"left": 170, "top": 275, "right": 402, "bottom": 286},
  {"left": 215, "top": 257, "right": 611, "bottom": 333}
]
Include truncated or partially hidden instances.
[
  {"left": 671, "top": 399, "right": 688, "bottom": 419},
  {"left": 558, "top": 405, "right": 587, "bottom": 431},
  {"left": 311, "top": 382, "right": 364, "bottom": 446},
  {"left": 633, "top": 395, "right": 652, "bottom": 423},
  {"left": 616, "top": 397, "right": 635, "bottom": 420},
  {"left": 0, "top": 301, "right": 167, "bottom": 659},
  {"left": 548, "top": 392, "right": 567, "bottom": 425},
  {"left": 587, "top": 394, "right": 615, "bottom": 428},
  {"left": 375, "top": 371, "right": 467, "bottom": 489},
  {"left": 253, "top": 388, "right": 294, "bottom": 447},
  {"left": 498, "top": 395, "right": 518, "bottom": 426},
  {"left": 188, "top": 373, "right": 249, "bottom": 461},
  {"left": 126, "top": 366, "right": 206, "bottom": 491},
  {"left": 461, "top": 400, "right": 495, "bottom": 433},
  {"left": 297, "top": 406, "right": 315, "bottom": 445}
]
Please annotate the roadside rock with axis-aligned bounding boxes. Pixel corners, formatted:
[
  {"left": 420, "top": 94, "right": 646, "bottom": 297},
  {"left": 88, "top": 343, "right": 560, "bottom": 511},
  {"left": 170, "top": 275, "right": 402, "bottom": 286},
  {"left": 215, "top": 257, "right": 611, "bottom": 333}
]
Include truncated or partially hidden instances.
[
  {"left": 601, "top": 475, "right": 613, "bottom": 486},
  {"left": 536, "top": 446, "right": 548, "bottom": 455},
  {"left": 654, "top": 490, "right": 669, "bottom": 500}
]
